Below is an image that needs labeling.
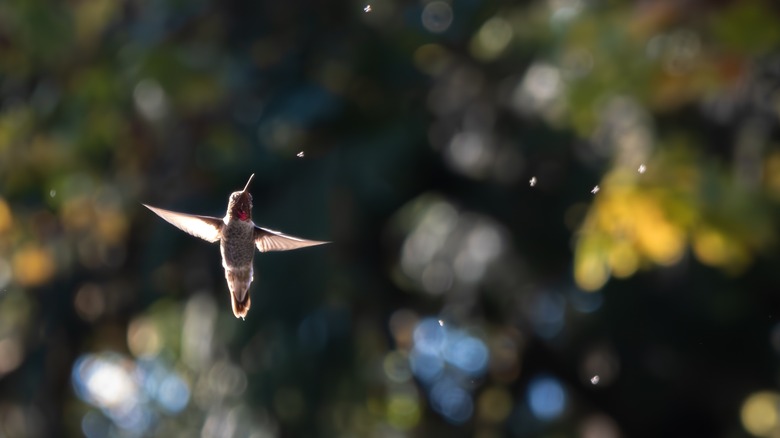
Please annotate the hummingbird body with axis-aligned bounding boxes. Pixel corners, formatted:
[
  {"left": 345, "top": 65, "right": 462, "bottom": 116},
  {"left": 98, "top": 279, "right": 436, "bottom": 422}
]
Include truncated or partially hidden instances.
[
  {"left": 220, "top": 217, "right": 257, "bottom": 317},
  {"left": 143, "top": 174, "right": 328, "bottom": 319}
]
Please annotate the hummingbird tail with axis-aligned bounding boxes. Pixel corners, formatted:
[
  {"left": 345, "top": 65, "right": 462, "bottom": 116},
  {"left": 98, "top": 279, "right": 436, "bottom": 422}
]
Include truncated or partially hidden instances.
[{"left": 231, "top": 292, "right": 252, "bottom": 319}]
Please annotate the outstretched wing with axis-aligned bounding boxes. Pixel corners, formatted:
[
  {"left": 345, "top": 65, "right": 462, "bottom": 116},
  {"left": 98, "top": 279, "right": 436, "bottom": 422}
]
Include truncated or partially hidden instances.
[
  {"left": 254, "top": 226, "right": 329, "bottom": 252},
  {"left": 143, "top": 204, "right": 223, "bottom": 243}
]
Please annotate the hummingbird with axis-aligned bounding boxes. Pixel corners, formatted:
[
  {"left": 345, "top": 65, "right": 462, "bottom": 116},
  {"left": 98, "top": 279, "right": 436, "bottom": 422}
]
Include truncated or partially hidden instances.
[{"left": 143, "top": 174, "right": 328, "bottom": 319}]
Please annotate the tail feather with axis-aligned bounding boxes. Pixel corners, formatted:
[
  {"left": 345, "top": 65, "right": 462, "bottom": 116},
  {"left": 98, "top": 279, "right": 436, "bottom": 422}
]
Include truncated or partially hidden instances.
[
  {"left": 225, "top": 266, "right": 253, "bottom": 319},
  {"left": 231, "top": 292, "right": 252, "bottom": 320}
]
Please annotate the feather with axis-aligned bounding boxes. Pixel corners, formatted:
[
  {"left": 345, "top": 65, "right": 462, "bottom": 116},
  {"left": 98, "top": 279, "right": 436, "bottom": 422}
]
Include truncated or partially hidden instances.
[
  {"left": 254, "top": 226, "right": 329, "bottom": 252},
  {"left": 231, "top": 291, "right": 251, "bottom": 319},
  {"left": 143, "top": 204, "right": 223, "bottom": 243}
]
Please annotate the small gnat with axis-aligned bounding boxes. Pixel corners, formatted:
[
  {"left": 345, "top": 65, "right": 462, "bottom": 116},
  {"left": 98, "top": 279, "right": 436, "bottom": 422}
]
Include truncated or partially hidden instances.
[
  {"left": 296, "top": 151, "right": 305, "bottom": 158},
  {"left": 49, "top": 189, "right": 56, "bottom": 198},
  {"left": 590, "top": 375, "right": 600, "bottom": 385},
  {"left": 638, "top": 164, "right": 646, "bottom": 174},
  {"left": 591, "top": 185, "right": 599, "bottom": 194},
  {"left": 529, "top": 176, "right": 537, "bottom": 187},
  {"left": 438, "top": 319, "right": 444, "bottom": 327},
  {"left": 364, "top": 4, "right": 372, "bottom": 12}
]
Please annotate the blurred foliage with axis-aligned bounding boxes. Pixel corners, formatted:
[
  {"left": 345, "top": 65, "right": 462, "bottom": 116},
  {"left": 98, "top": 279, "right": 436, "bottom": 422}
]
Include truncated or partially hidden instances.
[
  {"left": 576, "top": 146, "right": 776, "bottom": 290},
  {"left": 1, "top": 0, "right": 780, "bottom": 437}
]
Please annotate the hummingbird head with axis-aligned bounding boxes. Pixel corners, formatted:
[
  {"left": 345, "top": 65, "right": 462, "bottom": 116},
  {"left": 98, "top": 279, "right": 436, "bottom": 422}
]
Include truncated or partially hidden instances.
[{"left": 228, "top": 174, "right": 254, "bottom": 221}]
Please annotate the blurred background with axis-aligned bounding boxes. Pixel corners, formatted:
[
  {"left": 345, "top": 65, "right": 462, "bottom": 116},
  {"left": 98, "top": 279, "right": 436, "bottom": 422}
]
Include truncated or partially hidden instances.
[{"left": 1, "top": 0, "right": 780, "bottom": 436}]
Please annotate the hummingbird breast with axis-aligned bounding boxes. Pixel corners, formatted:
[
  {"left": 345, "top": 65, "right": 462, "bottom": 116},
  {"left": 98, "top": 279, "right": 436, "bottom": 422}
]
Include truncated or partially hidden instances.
[{"left": 220, "top": 219, "right": 256, "bottom": 302}]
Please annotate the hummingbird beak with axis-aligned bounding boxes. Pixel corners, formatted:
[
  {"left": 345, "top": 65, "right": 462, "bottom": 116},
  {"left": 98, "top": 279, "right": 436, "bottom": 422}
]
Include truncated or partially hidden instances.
[{"left": 241, "top": 174, "right": 255, "bottom": 195}]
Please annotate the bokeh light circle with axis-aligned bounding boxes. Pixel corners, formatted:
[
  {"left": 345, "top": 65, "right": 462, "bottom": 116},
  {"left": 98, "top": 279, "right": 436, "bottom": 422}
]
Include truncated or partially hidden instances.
[{"left": 527, "top": 375, "right": 566, "bottom": 421}]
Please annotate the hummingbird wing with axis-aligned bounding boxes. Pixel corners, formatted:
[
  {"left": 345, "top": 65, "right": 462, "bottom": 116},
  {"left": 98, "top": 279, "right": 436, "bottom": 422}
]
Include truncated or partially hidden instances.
[
  {"left": 143, "top": 204, "right": 223, "bottom": 243},
  {"left": 254, "top": 226, "right": 329, "bottom": 252}
]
